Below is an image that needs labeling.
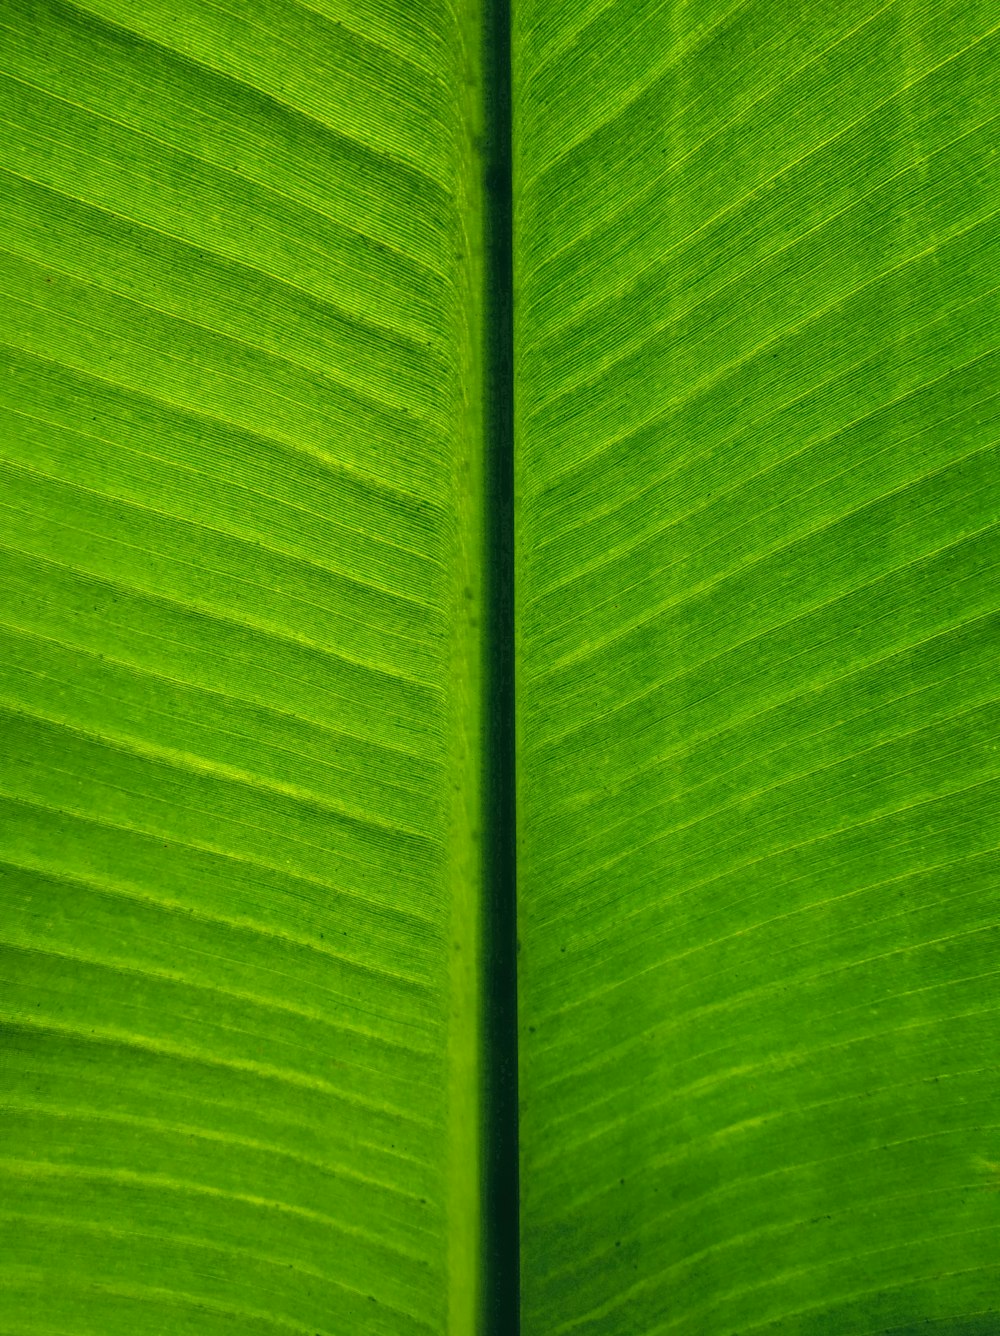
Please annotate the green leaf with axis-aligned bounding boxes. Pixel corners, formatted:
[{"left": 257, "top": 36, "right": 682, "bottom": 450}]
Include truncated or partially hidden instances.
[
  {"left": 514, "top": 2, "right": 1000, "bottom": 1333},
  {"left": 2, "top": 1, "right": 999, "bottom": 1333},
  {"left": 0, "top": 1, "right": 485, "bottom": 1331}
]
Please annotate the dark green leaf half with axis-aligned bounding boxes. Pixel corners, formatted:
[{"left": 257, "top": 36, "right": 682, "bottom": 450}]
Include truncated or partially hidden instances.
[{"left": 514, "top": 2, "right": 1000, "bottom": 1331}]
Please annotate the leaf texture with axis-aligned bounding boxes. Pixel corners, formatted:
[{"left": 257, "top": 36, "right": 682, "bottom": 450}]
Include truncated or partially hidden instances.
[
  {"left": 0, "top": 1, "right": 485, "bottom": 1332},
  {"left": 514, "top": 1, "right": 1000, "bottom": 1332}
]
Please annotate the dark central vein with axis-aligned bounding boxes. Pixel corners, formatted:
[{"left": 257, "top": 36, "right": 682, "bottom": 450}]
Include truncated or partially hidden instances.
[{"left": 480, "top": 0, "right": 519, "bottom": 1328}]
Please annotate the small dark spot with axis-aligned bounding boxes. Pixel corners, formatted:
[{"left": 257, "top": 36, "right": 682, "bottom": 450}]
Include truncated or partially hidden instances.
[
  {"left": 620, "top": 1178, "right": 625, "bottom": 1186},
  {"left": 615, "top": 1240, "right": 620, "bottom": 1248},
  {"left": 463, "top": 585, "right": 474, "bottom": 600},
  {"left": 528, "top": 1026, "right": 536, "bottom": 1033},
  {"left": 560, "top": 946, "right": 566, "bottom": 953}
]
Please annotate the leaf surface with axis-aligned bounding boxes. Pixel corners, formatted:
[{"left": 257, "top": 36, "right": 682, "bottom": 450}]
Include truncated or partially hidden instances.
[
  {"left": 2, "top": 0, "right": 1000, "bottom": 1331},
  {"left": 513, "top": 2, "right": 1000, "bottom": 1331},
  {"left": 0, "top": 1, "right": 485, "bottom": 1332}
]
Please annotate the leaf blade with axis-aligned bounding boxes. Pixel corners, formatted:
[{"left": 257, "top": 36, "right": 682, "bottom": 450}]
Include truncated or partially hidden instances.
[
  {"left": 514, "top": 2, "right": 1000, "bottom": 1331},
  {"left": 0, "top": 1, "right": 485, "bottom": 1331}
]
